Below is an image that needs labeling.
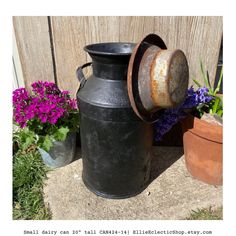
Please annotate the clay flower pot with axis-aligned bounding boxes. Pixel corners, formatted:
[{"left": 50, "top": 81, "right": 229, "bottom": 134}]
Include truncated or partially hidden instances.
[{"left": 181, "top": 115, "right": 223, "bottom": 185}]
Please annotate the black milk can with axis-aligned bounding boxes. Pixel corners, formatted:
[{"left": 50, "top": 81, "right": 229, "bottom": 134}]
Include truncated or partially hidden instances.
[
  {"left": 76, "top": 34, "right": 189, "bottom": 199},
  {"left": 76, "top": 43, "right": 153, "bottom": 199}
]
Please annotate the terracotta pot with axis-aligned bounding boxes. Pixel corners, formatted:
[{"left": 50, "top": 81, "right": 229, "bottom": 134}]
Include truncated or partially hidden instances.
[{"left": 181, "top": 115, "right": 223, "bottom": 185}]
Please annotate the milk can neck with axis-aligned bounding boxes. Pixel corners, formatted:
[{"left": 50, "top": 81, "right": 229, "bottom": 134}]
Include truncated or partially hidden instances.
[
  {"left": 90, "top": 55, "right": 130, "bottom": 81},
  {"left": 84, "top": 42, "right": 135, "bottom": 81}
]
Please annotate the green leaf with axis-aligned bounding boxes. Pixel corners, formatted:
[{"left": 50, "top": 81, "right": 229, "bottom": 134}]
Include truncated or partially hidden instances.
[
  {"left": 200, "top": 61, "right": 208, "bottom": 87},
  {"left": 53, "top": 127, "right": 69, "bottom": 141},
  {"left": 212, "top": 97, "right": 220, "bottom": 114},
  {"left": 19, "top": 128, "right": 35, "bottom": 150},
  {"left": 214, "top": 66, "right": 223, "bottom": 96},
  {"left": 217, "top": 110, "right": 223, "bottom": 117},
  {"left": 42, "top": 135, "right": 53, "bottom": 152},
  {"left": 21, "top": 137, "right": 34, "bottom": 150},
  {"left": 200, "top": 60, "right": 213, "bottom": 94},
  {"left": 193, "top": 79, "right": 202, "bottom": 88},
  {"left": 214, "top": 87, "right": 220, "bottom": 95}
]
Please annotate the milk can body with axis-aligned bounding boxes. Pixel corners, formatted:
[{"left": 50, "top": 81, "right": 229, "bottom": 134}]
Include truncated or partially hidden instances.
[{"left": 76, "top": 43, "right": 153, "bottom": 199}]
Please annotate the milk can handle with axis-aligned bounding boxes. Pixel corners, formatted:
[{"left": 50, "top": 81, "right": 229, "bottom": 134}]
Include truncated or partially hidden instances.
[{"left": 76, "top": 62, "right": 92, "bottom": 89}]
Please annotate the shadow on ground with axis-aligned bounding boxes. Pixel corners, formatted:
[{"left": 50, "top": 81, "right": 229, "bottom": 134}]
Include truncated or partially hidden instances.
[
  {"left": 73, "top": 144, "right": 184, "bottom": 185},
  {"left": 149, "top": 146, "right": 184, "bottom": 183},
  {"left": 44, "top": 146, "right": 222, "bottom": 220}
]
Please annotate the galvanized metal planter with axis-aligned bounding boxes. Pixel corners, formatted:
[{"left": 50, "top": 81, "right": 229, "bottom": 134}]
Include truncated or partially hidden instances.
[
  {"left": 76, "top": 33, "right": 189, "bottom": 199},
  {"left": 38, "top": 132, "right": 76, "bottom": 168}
]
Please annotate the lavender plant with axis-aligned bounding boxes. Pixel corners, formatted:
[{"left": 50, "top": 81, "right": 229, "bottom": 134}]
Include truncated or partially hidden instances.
[{"left": 13, "top": 81, "right": 79, "bottom": 152}]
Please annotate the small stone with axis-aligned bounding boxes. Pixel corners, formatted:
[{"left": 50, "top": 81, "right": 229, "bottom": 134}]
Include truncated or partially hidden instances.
[
  {"left": 146, "top": 191, "right": 151, "bottom": 196},
  {"left": 74, "top": 174, "right": 79, "bottom": 179}
]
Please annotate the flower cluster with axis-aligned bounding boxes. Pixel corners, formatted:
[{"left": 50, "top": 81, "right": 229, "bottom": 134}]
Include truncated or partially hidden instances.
[
  {"left": 13, "top": 81, "right": 78, "bottom": 128},
  {"left": 154, "top": 86, "right": 213, "bottom": 141},
  {"left": 182, "top": 86, "right": 212, "bottom": 109}
]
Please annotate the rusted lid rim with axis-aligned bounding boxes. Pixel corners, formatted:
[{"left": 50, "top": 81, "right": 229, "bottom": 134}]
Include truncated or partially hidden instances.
[{"left": 127, "top": 34, "right": 167, "bottom": 123}]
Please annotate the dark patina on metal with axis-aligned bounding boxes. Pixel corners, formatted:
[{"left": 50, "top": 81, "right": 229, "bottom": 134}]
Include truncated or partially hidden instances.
[
  {"left": 76, "top": 42, "right": 153, "bottom": 199},
  {"left": 76, "top": 34, "right": 189, "bottom": 199}
]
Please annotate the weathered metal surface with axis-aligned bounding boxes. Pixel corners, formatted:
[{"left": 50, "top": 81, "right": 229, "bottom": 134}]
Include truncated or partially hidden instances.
[
  {"left": 151, "top": 49, "right": 189, "bottom": 108},
  {"left": 76, "top": 42, "right": 153, "bottom": 199},
  {"left": 127, "top": 33, "right": 189, "bottom": 122},
  {"left": 38, "top": 132, "right": 76, "bottom": 168},
  {"left": 138, "top": 45, "right": 161, "bottom": 112},
  {"left": 127, "top": 34, "right": 167, "bottom": 122},
  {"left": 76, "top": 34, "right": 189, "bottom": 198}
]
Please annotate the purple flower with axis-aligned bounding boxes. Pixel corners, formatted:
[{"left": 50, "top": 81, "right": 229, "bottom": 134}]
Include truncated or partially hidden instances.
[
  {"left": 48, "top": 116, "right": 58, "bottom": 124},
  {"left": 154, "top": 86, "right": 213, "bottom": 141},
  {"left": 68, "top": 99, "right": 77, "bottom": 110},
  {"left": 13, "top": 81, "right": 78, "bottom": 128},
  {"left": 194, "top": 87, "right": 212, "bottom": 104},
  {"left": 38, "top": 114, "right": 47, "bottom": 123}
]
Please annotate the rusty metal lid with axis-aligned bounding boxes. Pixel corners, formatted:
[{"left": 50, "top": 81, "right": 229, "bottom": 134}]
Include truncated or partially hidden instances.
[{"left": 127, "top": 34, "right": 189, "bottom": 123}]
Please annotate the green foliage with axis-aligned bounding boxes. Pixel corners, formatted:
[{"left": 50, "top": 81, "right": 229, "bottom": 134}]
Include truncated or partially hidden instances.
[
  {"left": 38, "top": 127, "right": 69, "bottom": 152},
  {"left": 53, "top": 127, "right": 69, "bottom": 141},
  {"left": 186, "top": 206, "right": 223, "bottom": 220},
  {"left": 193, "top": 61, "right": 223, "bottom": 118},
  {"left": 198, "top": 61, "right": 223, "bottom": 97},
  {"left": 41, "top": 135, "right": 53, "bottom": 152},
  {"left": 13, "top": 122, "right": 73, "bottom": 153},
  {"left": 200, "top": 61, "right": 213, "bottom": 94},
  {"left": 60, "top": 110, "right": 80, "bottom": 132},
  {"left": 13, "top": 129, "right": 51, "bottom": 220},
  {"left": 13, "top": 125, "right": 36, "bottom": 152}
]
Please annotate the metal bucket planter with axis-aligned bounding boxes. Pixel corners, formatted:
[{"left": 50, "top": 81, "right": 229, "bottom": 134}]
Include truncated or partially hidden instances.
[{"left": 38, "top": 132, "right": 76, "bottom": 168}]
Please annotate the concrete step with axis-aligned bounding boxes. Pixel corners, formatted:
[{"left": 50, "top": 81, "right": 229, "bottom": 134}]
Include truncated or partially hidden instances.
[{"left": 43, "top": 147, "right": 222, "bottom": 220}]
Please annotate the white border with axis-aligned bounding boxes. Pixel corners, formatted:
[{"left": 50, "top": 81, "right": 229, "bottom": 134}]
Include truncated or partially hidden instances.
[{"left": 1, "top": 1, "right": 235, "bottom": 235}]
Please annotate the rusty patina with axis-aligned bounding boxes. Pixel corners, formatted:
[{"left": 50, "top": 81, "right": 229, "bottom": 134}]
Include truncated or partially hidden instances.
[
  {"left": 127, "top": 33, "right": 189, "bottom": 123},
  {"left": 127, "top": 34, "right": 167, "bottom": 122},
  {"left": 150, "top": 49, "right": 189, "bottom": 108},
  {"left": 138, "top": 45, "right": 161, "bottom": 112},
  {"left": 127, "top": 41, "right": 141, "bottom": 119}
]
